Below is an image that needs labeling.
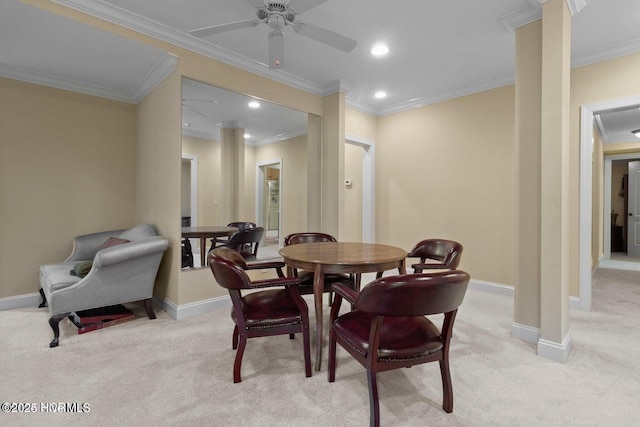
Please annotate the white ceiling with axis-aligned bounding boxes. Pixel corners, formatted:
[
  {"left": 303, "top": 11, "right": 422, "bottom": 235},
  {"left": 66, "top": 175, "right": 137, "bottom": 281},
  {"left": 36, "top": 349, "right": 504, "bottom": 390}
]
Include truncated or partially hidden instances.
[{"left": 2, "top": 0, "right": 640, "bottom": 143}]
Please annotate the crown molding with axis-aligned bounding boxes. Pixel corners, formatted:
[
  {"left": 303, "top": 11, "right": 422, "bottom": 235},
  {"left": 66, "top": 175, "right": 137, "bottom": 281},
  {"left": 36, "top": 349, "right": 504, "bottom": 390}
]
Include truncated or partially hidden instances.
[
  {"left": 322, "top": 80, "right": 353, "bottom": 96},
  {"left": 498, "top": 4, "right": 541, "bottom": 34},
  {"left": 499, "top": 0, "right": 589, "bottom": 33},
  {"left": 372, "top": 73, "right": 516, "bottom": 117},
  {"left": 182, "top": 128, "right": 219, "bottom": 141},
  {"left": 253, "top": 130, "right": 308, "bottom": 146},
  {"left": 0, "top": 51, "right": 176, "bottom": 104},
  {"left": 565, "top": 0, "right": 590, "bottom": 15},
  {"left": 572, "top": 36, "right": 640, "bottom": 68},
  {"left": 130, "top": 53, "right": 178, "bottom": 103}
]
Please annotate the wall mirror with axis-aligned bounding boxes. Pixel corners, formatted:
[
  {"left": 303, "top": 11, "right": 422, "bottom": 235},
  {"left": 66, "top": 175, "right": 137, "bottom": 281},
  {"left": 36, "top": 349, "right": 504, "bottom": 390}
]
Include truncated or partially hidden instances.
[{"left": 181, "top": 77, "right": 317, "bottom": 268}]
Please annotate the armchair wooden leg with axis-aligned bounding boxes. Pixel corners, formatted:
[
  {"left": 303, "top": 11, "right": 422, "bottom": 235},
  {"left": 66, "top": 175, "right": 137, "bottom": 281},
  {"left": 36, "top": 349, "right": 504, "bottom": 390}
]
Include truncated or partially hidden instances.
[
  {"left": 48, "top": 314, "right": 67, "bottom": 348},
  {"left": 439, "top": 358, "right": 454, "bottom": 413},
  {"left": 367, "top": 368, "right": 381, "bottom": 427},
  {"left": 143, "top": 298, "right": 156, "bottom": 320},
  {"left": 233, "top": 334, "right": 248, "bottom": 383},
  {"left": 303, "top": 326, "right": 312, "bottom": 378},
  {"left": 232, "top": 325, "right": 239, "bottom": 349},
  {"left": 38, "top": 288, "right": 48, "bottom": 308},
  {"left": 328, "top": 330, "right": 337, "bottom": 383}
]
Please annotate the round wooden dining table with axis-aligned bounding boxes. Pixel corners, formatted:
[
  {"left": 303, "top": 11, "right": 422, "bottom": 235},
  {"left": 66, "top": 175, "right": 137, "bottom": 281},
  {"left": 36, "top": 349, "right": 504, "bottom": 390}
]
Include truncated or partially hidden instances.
[
  {"left": 181, "top": 226, "right": 238, "bottom": 267},
  {"left": 279, "top": 242, "right": 407, "bottom": 371}
]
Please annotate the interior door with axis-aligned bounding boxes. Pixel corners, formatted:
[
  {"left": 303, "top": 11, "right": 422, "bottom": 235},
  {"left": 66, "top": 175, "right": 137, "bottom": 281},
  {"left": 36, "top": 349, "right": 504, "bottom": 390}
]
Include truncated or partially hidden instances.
[{"left": 627, "top": 161, "right": 640, "bottom": 258}]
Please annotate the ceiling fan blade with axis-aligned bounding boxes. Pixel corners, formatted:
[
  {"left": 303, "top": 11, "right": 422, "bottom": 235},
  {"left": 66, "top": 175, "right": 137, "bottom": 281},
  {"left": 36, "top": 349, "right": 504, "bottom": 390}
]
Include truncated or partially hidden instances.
[
  {"left": 245, "top": 0, "right": 267, "bottom": 8},
  {"left": 189, "top": 19, "right": 259, "bottom": 38},
  {"left": 268, "top": 30, "right": 285, "bottom": 69},
  {"left": 289, "top": 0, "right": 328, "bottom": 13},
  {"left": 293, "top": 22, "right": 357, "bottom": 52}
]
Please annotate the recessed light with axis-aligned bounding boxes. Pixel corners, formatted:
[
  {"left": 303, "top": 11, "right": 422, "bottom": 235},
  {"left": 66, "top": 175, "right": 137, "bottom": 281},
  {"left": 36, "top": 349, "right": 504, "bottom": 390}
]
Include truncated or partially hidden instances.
[
  {"left": 371, "top": 44, "right": 389, "bottom": 57},
  {"left": 374, "top": 91, "right": 387, "bottom": 99},
  {"left": 248, "top": 100, "right": 260, "bottom": 109},
  {"left": 244, "top": 133, "right": 251, "bottom": 139},
  {"left": 183, "top": 122, "right": 191, "bottom": 127}
]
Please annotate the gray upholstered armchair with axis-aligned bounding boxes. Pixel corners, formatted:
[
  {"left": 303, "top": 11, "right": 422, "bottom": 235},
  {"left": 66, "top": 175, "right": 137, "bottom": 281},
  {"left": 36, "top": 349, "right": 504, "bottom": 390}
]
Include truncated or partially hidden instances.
[{"left": 39, "top": 224, "right": 169, "bottom": 347}]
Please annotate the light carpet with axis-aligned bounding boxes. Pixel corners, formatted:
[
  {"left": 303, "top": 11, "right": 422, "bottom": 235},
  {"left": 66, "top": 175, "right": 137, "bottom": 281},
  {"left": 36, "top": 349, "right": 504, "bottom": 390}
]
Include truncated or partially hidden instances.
[{"left": 1, "top": 269, "right": 639, "bottom": 426}]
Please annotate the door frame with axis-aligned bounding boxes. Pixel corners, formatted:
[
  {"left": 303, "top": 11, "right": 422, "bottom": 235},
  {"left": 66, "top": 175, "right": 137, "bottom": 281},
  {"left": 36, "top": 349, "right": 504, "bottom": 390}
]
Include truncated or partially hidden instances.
[
  {"left": 256, "top": 158, "right": 283, "bottom": 247},
  {"left": 580, "top": 94, "right": 640, "bottom": 310},
  {"left": 346, "top": 134, "right": 375, "bottom": 243}
]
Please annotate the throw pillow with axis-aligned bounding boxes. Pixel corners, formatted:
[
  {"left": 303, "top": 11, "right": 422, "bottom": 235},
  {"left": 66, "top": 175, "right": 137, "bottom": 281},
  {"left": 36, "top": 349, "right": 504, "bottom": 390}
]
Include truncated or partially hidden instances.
[
  {"left": 70, "top": 261, "right": 93, "bottom": 278},
  {"left": 101, "top": 237, "right": 130, "bottom": 249}
]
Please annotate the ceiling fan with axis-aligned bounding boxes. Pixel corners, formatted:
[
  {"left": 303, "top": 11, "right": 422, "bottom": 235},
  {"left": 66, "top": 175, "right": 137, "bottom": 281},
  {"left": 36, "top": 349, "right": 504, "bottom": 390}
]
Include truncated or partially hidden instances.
[{"left": 189, "top": 0, "right": 357, "bottom": 69}]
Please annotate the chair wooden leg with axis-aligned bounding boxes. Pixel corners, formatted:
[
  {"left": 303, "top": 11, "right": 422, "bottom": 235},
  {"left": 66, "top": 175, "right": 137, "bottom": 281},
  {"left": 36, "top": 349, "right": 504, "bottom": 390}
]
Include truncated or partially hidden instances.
[
  {"left": 367, "top": 368, "right": 380, "bottom": 427},
  {"left": 48, "top": 314, "right": 67, "bottom": 348},
  {"left": 439, "top": 358, "right": 454, "bottom": 413},
  {"left": 328, "top": 330, "right": 337, "bottom": 382},
  {"left": 143, "top": 298, "right": 156, "bottom": 319},
  {"left": 233, "top": 334, "right": 247, "bottom": 383},
  {"left": 232, "top": 325, "right": 239, "bottom": 349},
  {"left": 303, "top": 326, "right": 312, "bottom": 378}
]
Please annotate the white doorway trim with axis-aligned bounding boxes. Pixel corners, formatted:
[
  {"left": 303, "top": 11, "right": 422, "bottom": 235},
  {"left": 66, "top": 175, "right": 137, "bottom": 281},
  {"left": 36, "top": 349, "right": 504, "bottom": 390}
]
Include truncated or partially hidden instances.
[
  {"left": 579, "top": 94, "right": 640, "bottom": 311},
  {"left": 182, "top": 154, "right": 198, "bottom": 227},
  {"left": 256, "top": 158, "right": 283, "bottom": 247},
  {"left": 346, "top": 134, "right": 375, "bottom": 243}
]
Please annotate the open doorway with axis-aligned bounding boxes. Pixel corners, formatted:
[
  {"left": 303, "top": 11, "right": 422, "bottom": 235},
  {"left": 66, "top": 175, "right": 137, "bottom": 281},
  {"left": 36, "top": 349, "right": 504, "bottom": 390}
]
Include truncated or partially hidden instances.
[
  {"left": 256, "top": 159, "right": 282, "bottom": 253},
  {"left": 580, "top": 95, "right": 640, "bottom": 310},
  {"left": 345, "top": 134, "right": 375, "bottom": 243},
  {"left": 602, "top": 155, "right": 640, "bottom": 266}
]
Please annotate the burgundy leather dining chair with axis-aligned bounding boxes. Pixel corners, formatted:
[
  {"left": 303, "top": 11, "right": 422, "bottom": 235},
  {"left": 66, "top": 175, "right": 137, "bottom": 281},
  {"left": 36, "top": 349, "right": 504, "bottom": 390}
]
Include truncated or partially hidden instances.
[
  {"left": 209, "top": 221, "right": 256, "bottom": 252},
  {"left": 376, "top": 238, "right": 463, "bottom": 279},
  {"left": 213, "top": 226, "right": 265, "bottom": 261},
  {"left": 209, "top": 247, "right": 311, "bottom": 383},
  {"left": 283, "top": 232, "right": 356, "bottom": 302},
  {"left": 328, "top": 271, "right": 470, "bottom": 427}
]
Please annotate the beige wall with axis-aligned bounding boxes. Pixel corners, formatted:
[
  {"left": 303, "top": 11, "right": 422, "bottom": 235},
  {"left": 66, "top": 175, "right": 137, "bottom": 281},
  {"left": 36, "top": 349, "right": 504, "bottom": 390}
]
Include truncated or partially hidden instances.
[
  {"left": 376, "top": 85, "right": 517, "bottom": 285},
  {"left": 136, "top": 72, "right": 181, "bottom": 303},
  {"left": 182, "top": 136, "right": 222, "bottom": 226},
  {"left": 0, "top": 77, "right": 137, "bottom": 299}
]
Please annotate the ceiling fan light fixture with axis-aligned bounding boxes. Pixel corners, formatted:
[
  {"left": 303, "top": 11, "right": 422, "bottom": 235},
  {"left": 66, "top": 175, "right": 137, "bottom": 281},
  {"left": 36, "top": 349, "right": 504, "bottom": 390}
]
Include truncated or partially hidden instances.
[{"left": 632, "top": 129, "right": 640, "bottom": 138}]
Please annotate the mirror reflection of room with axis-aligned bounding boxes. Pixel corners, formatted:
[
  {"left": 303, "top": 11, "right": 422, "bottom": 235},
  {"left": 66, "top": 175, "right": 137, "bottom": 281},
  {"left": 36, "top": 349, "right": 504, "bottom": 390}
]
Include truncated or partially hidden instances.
[{"left": 180, "top": 78, "right": 314, "bottom": 268}]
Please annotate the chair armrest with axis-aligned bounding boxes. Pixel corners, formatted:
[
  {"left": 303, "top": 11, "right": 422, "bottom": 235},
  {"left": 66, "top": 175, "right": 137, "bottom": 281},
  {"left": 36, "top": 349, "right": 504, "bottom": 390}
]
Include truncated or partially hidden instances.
[
  {"left": 244, "top": 260, "right": 285, "bottom": 270},
  {"left": 93, "top": 237, "right": 169, "bottom": 268},
  {"left": 250, "top": 276, "right": 301, "bottom": 289},
  {"left": 412, "top": 262, "right": 447, "bottom": 272},
  {"left": 331, "top": 282, "right": 359, "bottom": 305},
  {"left": 65, "top": 229, "right": 126, "bottom": 262}
]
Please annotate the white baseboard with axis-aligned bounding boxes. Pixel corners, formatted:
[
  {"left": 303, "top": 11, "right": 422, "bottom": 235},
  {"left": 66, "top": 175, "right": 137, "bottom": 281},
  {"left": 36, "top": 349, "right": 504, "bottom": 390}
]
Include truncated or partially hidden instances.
[
  {"left": 511, "top": 322, "right": 541, "bottom": 344},
  {"left": 154, "top": 295, "right": 231, "bottom": 320},
  {"left": 598, "top": 258, "right": 640, "bottom": 271},
  {"left": 538, "top": 331, "right": 573, "bottom": 363},
  {"left": 469, "top": 279, "right": 514, "bottom": 296},
  {"left": 0, "top": 292, "right": 42, "bottom": 311}
]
